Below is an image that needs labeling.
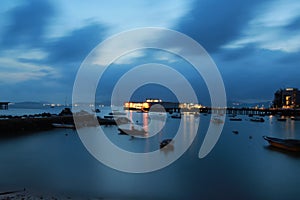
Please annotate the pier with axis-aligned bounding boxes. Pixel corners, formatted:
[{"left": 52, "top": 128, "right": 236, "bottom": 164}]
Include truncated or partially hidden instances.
[
  {"left": 199, "top": 107, "right": 300, "bottom": 116},
  {"left": 0, "top": 102, "right": 9, "bottom": 110}
]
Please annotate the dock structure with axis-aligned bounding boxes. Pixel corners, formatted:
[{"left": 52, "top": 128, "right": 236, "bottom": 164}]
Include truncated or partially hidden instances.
[
  {"left": 200, "top": 107, "right": 300, "bottom": 116},
  {"left": 0, "top": 102, "right": 9, "bottom": 110}
]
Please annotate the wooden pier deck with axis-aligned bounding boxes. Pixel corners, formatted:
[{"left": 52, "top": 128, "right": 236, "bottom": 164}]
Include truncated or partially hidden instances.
[{"left": 199, "top": 107, "right": 300, "bottom": 116}]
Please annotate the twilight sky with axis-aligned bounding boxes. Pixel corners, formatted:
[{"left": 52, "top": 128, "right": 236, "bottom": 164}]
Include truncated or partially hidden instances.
[{"left": 1, "top": 0, "right": 300, "bottom": 105}]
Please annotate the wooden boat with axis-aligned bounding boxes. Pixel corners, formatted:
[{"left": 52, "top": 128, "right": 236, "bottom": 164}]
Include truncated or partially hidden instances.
[
  {"left": 104, "top": 115, "right": 114, "bottom": 119},
  {"left": 118, "top": 127, "right": 147, "bottom": 136},
  {"left": 211, "top": 116, "right": 224, "bottom": 123},
  {"left": 112, "top": 111, "right": 126, "bottom": 116},
  {"left": 291, "top": 116, "right": 300, "bottom": 121},
  {"left": 250, "top": 117, "right": 264, "bottom": 122},
  {"left": 171, "top": 113, "right": 181, "bottom": 119},
  {"left": 160, "top": 139, "right": 173, "bottom": 149},
  {"left": 263, "top": 136, "right": 300, "bottom": 152},
  {"left": 52, "top": 123, "right": 75, "bottom": 129},
  {"left": 277, "top": 118, "right": 287, "bottom": 121},
  {"left": 229, "top": 117, "right": 242, "bottom": 121}
]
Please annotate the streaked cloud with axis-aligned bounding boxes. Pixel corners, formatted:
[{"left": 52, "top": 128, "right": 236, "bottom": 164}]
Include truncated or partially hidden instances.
[
  {"left": 223, "top": 0, "right": 300, "bottom": 52},
  {"left": 0, "top": 0, "right": 300, "bottom": 103},
  {"left": 0, "top": 0, "right": 55, "bottom": 49},
  {"left": 0, "top": 57, "right": 59, "bottom": 84}
]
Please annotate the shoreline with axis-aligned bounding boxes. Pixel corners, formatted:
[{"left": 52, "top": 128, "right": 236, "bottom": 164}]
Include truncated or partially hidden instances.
[{"left": 0, "top": 114, "right": 119, "bottom": 137}]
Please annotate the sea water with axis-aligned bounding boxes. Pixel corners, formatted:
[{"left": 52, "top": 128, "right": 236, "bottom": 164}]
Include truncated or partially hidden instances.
[{"left": 0, "top": 108, "right": 300, "bottom": 199}]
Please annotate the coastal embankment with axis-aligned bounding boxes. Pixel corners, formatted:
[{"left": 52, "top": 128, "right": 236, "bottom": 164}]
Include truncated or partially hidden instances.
[{"left": 0, "top": 108, "right": 128, "bottom": 137}]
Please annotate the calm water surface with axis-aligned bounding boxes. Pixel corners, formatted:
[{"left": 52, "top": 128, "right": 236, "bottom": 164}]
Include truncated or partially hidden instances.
[{"left": 0, "top": 108, "right": 300, "bottom": 199}]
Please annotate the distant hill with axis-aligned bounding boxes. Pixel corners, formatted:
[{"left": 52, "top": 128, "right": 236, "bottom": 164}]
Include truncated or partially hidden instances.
[
  {"left": 227, "top": 101, "right": 272, "bottom": 108},
  {"left": 10, "top": 101, "right": 50, "bottom": 109}
]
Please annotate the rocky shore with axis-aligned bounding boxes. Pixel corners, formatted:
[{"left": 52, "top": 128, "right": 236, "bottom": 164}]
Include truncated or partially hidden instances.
[
  {"left": 0, "top": 188, "right": 103, "bottom": 199},
  {"left": 0, "top": 108, "right": 130, "bottom": 137}
]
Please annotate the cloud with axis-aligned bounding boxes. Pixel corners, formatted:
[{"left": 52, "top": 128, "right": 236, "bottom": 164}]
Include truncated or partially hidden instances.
[
  {"left": 1, "top": 0, "right": 55, "bottom": 48},
  {"left": 0, "top": 57, "right": 59, "bottom": 84},
  {"left": 44, "top": 22, "right": 107, "bottom": 65},
  {"left": 223, "top": 0, "right": 300, "bottom": 53},
  {"left": 176, "top": 0, "right": 270, "bottom": 53},
  {"left": 285, "top": 16, "right": 300, "bottom": 30},
  {"left": 215, "top": 47, "right": 300, "bottom": 102}
]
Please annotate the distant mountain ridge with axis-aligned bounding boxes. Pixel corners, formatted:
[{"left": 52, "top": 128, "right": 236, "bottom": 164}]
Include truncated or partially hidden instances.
[
  {"left": 227, "top": 101, "right": 272, "bottom": 108},
  {"left": 10, "top": 101, "right": 50, "bottom": 109}
]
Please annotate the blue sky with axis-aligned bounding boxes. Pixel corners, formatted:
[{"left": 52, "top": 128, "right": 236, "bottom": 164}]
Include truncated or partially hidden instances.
[{"left": 0, "top": 0, "right": 300, "bottom": 104}]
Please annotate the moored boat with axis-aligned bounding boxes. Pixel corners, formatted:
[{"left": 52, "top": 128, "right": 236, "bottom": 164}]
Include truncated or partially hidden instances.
[
  {"left": 263, "top": 136, "right": 300, "bottom": 152},
  {"left": 250, "top": 117, "right": 264, "bottom": 122},
  {"left": 229, "top": 117, "right": 242, "bottom": 121},
  {"left": 291, "top": 116, "right": 300, "bottom": 121},
  {"left": 171, "top": 113, "right": 181, "bottom": 119},
  {"left": 160, "top": 139, "right": 173, "bottom": 149},
  {"left": 52, "top": 123, "right": 75, "bottom": 129},
  {"left": 118, "top": 126, "right": 147, "bottom": 136},
  {"left": 277, "top": 118, "right": 287, "bottom": 121},
  {"left": 211, "top": 116, "right": 224, "bottom": 123}
]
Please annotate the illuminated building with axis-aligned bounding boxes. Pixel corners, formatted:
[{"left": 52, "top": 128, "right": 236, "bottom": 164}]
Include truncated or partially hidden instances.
[
  {"left": 124, "top": 99, "right": 179, "bottom": 112},
  {"left": 273, "top": 88, "right": 300, "bottom": 109},
  {"left": 124, "top": 99, "right": 203, "bottom": 112}
]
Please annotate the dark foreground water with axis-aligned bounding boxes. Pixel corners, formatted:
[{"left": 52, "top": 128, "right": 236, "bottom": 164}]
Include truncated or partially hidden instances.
[{"left": 0, "top": 112, "right": 300, "bottom": 199}]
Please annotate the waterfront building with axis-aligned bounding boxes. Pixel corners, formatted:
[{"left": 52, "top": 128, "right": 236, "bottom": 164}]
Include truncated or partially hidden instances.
[
  {"left": 124, "top": 98, "right": 203, "bottom": 112},
  {"left": 273, "top": 88, "right": 300, "bottom": 109},
  {"left": 0, "top": 101, "right": 9, "bottom": 110},
  {"left": 124, "top": 99, "right": 180, "bottom": 112}
]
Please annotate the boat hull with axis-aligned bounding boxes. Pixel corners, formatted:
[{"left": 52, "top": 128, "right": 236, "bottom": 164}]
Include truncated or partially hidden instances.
[
  {"left": 263, "top": 136, "right": 300, "bottom": 152},
  {"left": 229, "top": 118, "right": 242, "bottom": 121},
  {"left": 52, "top": 123, "right": 75, "bottom": 129},
  {"left": 118, "top": 128, "right": 147, "bottom": 136}
]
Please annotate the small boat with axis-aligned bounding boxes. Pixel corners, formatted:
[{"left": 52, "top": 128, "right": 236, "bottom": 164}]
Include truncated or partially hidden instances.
[
  {"left": 250, "top": 117, "right": 264, "bottom": 122},
  {"left": 112, "top": 111, "right": 126, "bottom": 116},
  {"left": 93, "top": 108, "right": 101, "bottom": 113},
  {"left": 291, "top": 116, "right": 300, "bottom": 121},
  {"left": 263, "top": 136, "right": 300, "bottom": 152},
  {"left": 104, "top": 115, "right": 114, "bottom": 119},
  {"left": 52, "top": 123, "right": 75, "bottom": 129},
  {"left": 232, "top": 130, "right": 239, "bottom": 134},
  {"left": 211, "top": 116, "right": 224, "bottom": 123},
  {"left": 160, "top": 139, "right": 173, "bottom": 149},
  {"left": 149, "top": 113, "right": 167, "bottom": 120},
  {"left": 171, "top": 113, "right": 181, "bottom": 119},
  {"left": 277, "top": 118, "right": 287, "bottom": 122},
  {"left": 118, "top": 126, "right": 147, "bottom": 136},
  {"left": 229, "top": 117, "right": 242, "bottom": 121}
]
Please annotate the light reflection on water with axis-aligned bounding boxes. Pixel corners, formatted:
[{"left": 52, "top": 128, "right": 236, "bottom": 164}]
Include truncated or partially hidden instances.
[{"left": 0, "top": 110, "right": 300, "bottom": 199}]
